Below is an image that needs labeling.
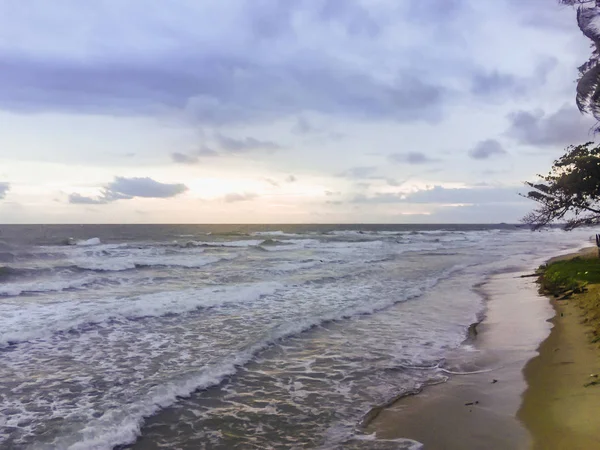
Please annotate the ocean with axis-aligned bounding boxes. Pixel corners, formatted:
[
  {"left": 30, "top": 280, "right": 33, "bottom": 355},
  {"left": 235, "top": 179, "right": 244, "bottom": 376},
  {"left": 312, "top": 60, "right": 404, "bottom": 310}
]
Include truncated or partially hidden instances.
[{"left": 0, "top": 224, "right": 592, "bottom": 449}]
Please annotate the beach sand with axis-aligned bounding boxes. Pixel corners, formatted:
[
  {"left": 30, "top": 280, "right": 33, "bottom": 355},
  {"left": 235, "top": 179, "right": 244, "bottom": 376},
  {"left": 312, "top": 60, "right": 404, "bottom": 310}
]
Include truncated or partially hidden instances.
[
  {"left": 367, "top": 248, "right": 600, "bottom": 449},
  {"left": 518, "top": 286, "right": 600, "bottom": 450},
  {"left": 366, "top": 272, "right": 549, "bottom": 449}
]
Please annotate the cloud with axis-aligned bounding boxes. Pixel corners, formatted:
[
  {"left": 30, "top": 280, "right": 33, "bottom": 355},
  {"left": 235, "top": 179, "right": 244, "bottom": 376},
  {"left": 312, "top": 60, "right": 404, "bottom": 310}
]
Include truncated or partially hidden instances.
[
  {"left": 0, "top": 2, "right": 449, "bottom": 125},
  {"left": 1, "top": 55, "right": 447, "bottom": 125},
  {"left": 325, "top": 190, "right": 342, "bottom": 196},
  {"left": 506, "top": 105, "right": 595, "bottom": 147},
  {"left": 352, "top": 185, "right": 526, "bottom": 205},
  {"left": 339, "top": 166, "right": 378, "bottom": 178},
  {"left": 292, "top": 117, "right": 318, "bottom": 135},
  {"left": 69, "top": 177, "right": 188, "bottom": 204},
  {"left": 291, "top": 117, "right": 343, "bottom": 141},
  {"left": 198, "top": 146, "right": 219, "bottom": 157},
  {"left": 389, "top": 151, "right": 437, "bottom": 164},
  {"left": 470, "top": 59, "right": 557, "bottom": 99},
  {"left": 471, "top": 71, "right": 527, "bottom": 97},
  {"left": 107, "top": 177, "right": 188, "bottom": 198},
  {"left": 215, "top": 133, "right": 282, "bottom": 153},
  {"left": 68, "top": 193, "right": 108, "bottom": 205},
  {"left": 224, "top": 192, "right": 258, "bottom": 203},
  {"left": 0, "top": 182, "right": 10, "bottom": 199},
  {"left": 264, "top": 178, "right": 280, "bottom": 187},
  {"left": 468, "top": 139, "right": 507, "bottom": 160},
  {"left": 171, "top": 152, "right": 199, "bottom": 164},
  {"left": 286, "top": 175, "right": 297, "bottom": 182}
]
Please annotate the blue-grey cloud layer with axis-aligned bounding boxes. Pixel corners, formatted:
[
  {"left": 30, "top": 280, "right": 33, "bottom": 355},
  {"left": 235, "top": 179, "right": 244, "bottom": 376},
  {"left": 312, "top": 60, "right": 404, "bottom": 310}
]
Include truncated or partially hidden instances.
[
  {"left": 352, "top": 185, "right": 526, "bottom": 204},
  {"left": 507, "top": 105, "right": 594, "bottom": 146},
  {"left": 389, "top": 152, "right": 437, "bottom": 164},
  {"left": 0, "top": 182, "right": 10, "bottom": 199},
  {"left": 0, "top": 0, "right": 551, "bottom": 128},
  {"left": 469, "top": 139, "right": 506, "bottom": 159},
  {"left": 69, "top": 177, "right": 188, "bottom": 204},
  {"left": 224, "top": 192, "right": 258, "bottom": 203}
]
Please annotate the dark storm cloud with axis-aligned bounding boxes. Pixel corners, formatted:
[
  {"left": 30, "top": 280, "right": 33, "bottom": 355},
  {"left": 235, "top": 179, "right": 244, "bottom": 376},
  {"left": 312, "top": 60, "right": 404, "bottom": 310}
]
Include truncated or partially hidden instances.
[
  {"left": 224, "top": 192, "right": 258, "bottom": 203},
  {"left": 69, "top": 177, "right": 188, "bottom": 204},
  {"left": 468, "top": 139, "right": 507, "bottom": 160},
  {"left": 506, "top": 105, "right": 594, "bottom": 147},
  {"left": 0, "top": 182, "right": 10, "bottom": 199},
  {"left": 171, "top": 152, "right": 200, "bottom": 164},
  {"left": 352, "top": 185, "right": 526, "bottom": 205},
  {"left": 389, "top": 152, "right": 437, "bottom": 165}
]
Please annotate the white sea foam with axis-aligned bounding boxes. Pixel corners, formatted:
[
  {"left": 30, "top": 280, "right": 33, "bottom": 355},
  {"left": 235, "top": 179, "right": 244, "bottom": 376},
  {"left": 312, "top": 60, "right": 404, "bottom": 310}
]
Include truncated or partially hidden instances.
[
  {"left": 72, "top": 253, "right": 238, "bottom": 271},
  {"left": 0, "top": 276, "right": 96, "bottom": 297},
  {"left": 2, "top": 227, "right": 594, "bottom": 450},
  {"left": 0, "top": 282, "right": 282, "bottom": 347},
  {"left": 251, "top": 231, "right": 305, "bottom": 237},
  {"left": 39, "top": 278, "right": 435, "bottom": 450},
  {"left": 75, "top": 237, "right": 102, "bottom": 246}
]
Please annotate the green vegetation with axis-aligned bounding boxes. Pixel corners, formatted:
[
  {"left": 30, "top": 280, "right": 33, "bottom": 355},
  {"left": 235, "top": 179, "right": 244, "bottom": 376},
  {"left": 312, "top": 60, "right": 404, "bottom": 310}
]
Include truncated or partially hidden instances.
[
  {"left": 538, "top": 256, "right": 600, "bottom": 345},
  {"left": 537, "top": 257, "right": 600, "bottom": 296},
  {"left": 523, "top": 142, "right": 600, "bottom": 230}
]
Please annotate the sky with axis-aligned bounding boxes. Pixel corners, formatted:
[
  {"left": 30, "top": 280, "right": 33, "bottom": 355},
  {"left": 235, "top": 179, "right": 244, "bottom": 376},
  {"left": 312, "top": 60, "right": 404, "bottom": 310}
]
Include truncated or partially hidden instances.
[{"left": 0, "top": 0, "right": 597, "bottom": 224}]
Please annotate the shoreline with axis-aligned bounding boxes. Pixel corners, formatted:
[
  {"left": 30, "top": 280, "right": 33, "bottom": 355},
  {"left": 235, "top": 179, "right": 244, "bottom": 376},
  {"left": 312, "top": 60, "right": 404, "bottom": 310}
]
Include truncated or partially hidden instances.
[
  {"left": 367, "top": 247, "right": 600, "bottom": 449},
  {"left": 364, "top": 247, "right": 600, "bottom": 450},
  {"left": 366, "top": 270, "right": 549, "bottom": 449},
  {"left": 518, "top": 248, "right": 600, "bottom": 449}
]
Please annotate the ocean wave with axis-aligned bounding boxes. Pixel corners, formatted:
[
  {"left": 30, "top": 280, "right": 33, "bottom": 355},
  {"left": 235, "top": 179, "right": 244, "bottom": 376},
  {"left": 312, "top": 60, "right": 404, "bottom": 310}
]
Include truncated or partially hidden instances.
[
  {"left": 172, "top": 239, "right": 263, "bottom": 249},
  {"left": 41, "top": 273, "right": 448, "bottom": 450},
  {"left": 251, "top": 231, "right": 305, "bottom": 237},
  {"left": 72, "top": 253, "right": 239, "bottom": 271},
  {"left": 0, "top": 276, "right": 97, "bottom": 297},
  {"left": 65, "top": 237, "right": 102, "bottom": 246},
  {"left": 0, "top": 282, "right": 283, "bottom": 348}
]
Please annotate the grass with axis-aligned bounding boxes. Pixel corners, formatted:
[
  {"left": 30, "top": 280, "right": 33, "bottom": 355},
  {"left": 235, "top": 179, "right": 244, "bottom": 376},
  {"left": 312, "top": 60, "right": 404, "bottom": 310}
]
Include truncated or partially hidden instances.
[
  {"left": 538, "top": 256, "right": 600, "bottom": 346},
  {"left": 538, "top": 257, "right": 600, "bottom": 296}
]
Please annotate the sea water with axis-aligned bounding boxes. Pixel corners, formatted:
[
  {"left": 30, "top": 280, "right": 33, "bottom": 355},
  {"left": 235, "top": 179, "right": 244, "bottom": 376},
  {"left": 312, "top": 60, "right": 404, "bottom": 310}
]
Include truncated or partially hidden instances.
[{"left": 0, "top": 224, "right": 591, "bottom": 449}]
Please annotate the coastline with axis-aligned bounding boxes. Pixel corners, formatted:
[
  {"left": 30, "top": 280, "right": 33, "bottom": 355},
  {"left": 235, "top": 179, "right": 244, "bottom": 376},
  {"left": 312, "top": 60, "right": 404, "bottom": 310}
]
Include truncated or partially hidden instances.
[
  {"left": 365, "top": 271, "right": 549, "bottom": 449},
  {"left": 518, "top": 250, "right": 600, "bottom": 449},
  {"left": 366, "top": 247, "right": 600, "bottom": 449}
]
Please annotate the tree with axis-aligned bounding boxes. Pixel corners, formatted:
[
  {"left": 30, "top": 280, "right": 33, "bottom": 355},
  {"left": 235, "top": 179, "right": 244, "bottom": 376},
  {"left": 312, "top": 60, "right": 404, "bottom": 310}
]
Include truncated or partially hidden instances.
[
  {"left": 523, "top": 2, "right": 600, "bottom": 230},
  {"left": 560, "top": 0, "right": 600, "bottom": 129},
  {"left": 523, "top": 142, "right": 600, "bottom": 229}
]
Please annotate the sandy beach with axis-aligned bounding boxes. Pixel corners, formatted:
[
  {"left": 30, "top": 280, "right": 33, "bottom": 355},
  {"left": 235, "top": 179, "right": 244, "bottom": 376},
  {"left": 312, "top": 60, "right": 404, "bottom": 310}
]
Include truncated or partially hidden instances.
[
  {"left": 519, "top": 287, "right": 600, "bottom": 448},
  {"left": 367, "top": 250, "right": 600, "bottom": 449}
]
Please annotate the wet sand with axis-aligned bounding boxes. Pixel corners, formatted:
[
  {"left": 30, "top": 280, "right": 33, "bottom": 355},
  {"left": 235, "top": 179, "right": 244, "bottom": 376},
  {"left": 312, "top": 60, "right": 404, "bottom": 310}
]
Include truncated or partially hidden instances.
[
  {"left": 518, "top": 286, "right": 600, "bottom": 450},
  {"left": 366, "top": 272, "right": 553, "bottom": 449}
]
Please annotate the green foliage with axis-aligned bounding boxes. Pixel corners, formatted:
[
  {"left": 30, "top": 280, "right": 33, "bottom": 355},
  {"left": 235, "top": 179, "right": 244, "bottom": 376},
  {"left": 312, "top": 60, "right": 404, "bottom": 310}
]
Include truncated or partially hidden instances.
[
  {"left": 523, "top": 142, "right": 600, "bottom": 230},
  {"left": 538, "top": 257, "right": 600, "bottom": 295}
]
